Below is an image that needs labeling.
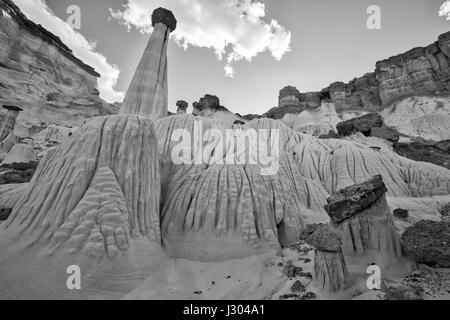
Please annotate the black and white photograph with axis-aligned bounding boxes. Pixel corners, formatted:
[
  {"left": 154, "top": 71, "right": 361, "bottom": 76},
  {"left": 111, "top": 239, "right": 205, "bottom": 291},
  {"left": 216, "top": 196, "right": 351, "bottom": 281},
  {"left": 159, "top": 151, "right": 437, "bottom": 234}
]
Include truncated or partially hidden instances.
[{"left": 0, "top": 0, "right": 449, "bottom": 305}]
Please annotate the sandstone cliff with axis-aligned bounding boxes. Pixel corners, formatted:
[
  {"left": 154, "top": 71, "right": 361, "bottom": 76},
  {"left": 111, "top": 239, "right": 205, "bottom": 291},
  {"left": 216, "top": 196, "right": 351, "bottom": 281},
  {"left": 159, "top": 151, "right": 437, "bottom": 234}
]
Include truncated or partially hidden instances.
[
  {"left": 0, "top": 0, "right": 117, "bottom": 137},
  {"left": 271, "top": 31, "right": 450, "bottom": 118}
]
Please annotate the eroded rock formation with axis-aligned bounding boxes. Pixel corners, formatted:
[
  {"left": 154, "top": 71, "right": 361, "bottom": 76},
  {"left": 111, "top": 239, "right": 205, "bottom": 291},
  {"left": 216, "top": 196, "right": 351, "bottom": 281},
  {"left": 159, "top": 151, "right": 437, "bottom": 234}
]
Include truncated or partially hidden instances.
[
  {"left": 0, "top": 7, "right": 170, "bottom": 299},
  {"left": 382, "top": 96, "right": 450, "bottom": 141},
  {"left": 292, "top": 102, "right": 342, "bottom": 136},
  {"left": 304, "top": 224, "right": 349, "bottom": 292},
  {"left": 0, "top": 2, "right": 449, "bottom": 300},
  {"left": 325, "top": 175, "right": 404, "bottom": 269},
  {"left": 154, "top": 115, "right": 331, "bottom": 261},
  {"left": 402, "top": 220, "right": 450, "bottom": 267},
  {"left": 120, "top": 7, "right": 176, "bottom": 119},
  {"left": 176, "top": 100, "right": 188, "bottom": 114},
  {"left": 337, "top": 113, "right": 383, "bottom": 137},
  {"left": 287, "top": 131, "right": 450, "bottom": 198},
  {"left": 0, "top": 0, "right": 116, "bottom": 136},
  {"left": 272, "top": 31, "right": 450, "bottom": 117}
]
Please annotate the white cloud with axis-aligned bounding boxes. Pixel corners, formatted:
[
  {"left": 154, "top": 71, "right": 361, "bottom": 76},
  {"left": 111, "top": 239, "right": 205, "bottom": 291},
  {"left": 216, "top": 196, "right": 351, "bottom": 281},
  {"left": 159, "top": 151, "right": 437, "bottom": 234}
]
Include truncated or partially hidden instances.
[
  {"left": 15, "top": 0, "right": 124, "bottom": 103},
  {"left": 440, "top": 1, "right": 450, "bottom": 20},
  {"left": 110, "top": 0, "right": 291, "bottom": 77},
  {"left": 224, "top": 65, "right": 235, "bottom": 78}
]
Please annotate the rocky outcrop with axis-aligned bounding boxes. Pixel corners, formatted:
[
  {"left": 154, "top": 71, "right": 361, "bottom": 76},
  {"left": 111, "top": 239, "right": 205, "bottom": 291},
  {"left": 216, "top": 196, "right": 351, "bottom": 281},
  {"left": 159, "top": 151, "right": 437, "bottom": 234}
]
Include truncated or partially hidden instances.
[
  {"left": 120, "top": 7, "right": 176, "bottom": 119},
  {"left": 2, "top": 115, "right": 161, "bottom": 246},
  {"left": 370, "top": 126, "right": 399, "bottom": 143},
  {"left": 394, "top": 139, "right": 450, "bottom": 170},
  {"left": 0, "top": 7, "right": 169, "bottom": 299},
  {"left": 195, "top": 94, "right": 229, "bottom": 117},
  {"left": 192, "top": 102, "right": 200, "bottom": 116},
  {"left": 278, "top": 86, "right": 301, "bottom": 107},
  {"left": 381, "top": 279, "right": 424, "bottom": 300},
  {"left": 325, "top": 175, "right": 388, "bottom": 223},
  {"left": 304, "top": 224, "right": 349, "bottom": 292},
  {"left": 337, "top": 113, "right": 383, "bottom": 137},
  {"left": 0, "top": 114, "right": 163, "bottom": 299},
  {"left": 402, "top": 220, "right": 450, "bottom": 267},
  {"left": 325, "top": 176, "right": 405, "bottom": 269},
  {"left": 0, "top": 0, "right": 116, "bottom": 136},
  {"left": 176, "top": 100, "right": 188, "bottom": 114},
  {"left": 292, "top": 102, "right": 342, "bottom": 136},
  {"left": 153, "top": 115, "right": 331, "bottom": 261},
  {"left": 336, "top": 113, "right": 400, "bottom": 145},
  {"left": 376, "top": 37, "right": 450, "bottom": 106},
  {"left": 327, "top": 74, "right": 382, "bottom": 112},
  {"left": 287, "top": 127, "right": 450, "bottom": 199},
  {"left": 274, "top": 31, "right": 450, "bottom": 115},
  {"left": 382, "top": 96, "right": 450, "bottom": 141},
  {"left": 270, "top": 87, "right": 324, "bottom": 120}
]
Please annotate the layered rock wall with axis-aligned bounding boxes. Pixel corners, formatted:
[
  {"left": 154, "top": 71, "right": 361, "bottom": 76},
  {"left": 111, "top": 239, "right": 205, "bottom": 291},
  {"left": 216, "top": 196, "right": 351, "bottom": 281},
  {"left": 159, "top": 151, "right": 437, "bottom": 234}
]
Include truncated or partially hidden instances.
[
  {"left": 274, "top": 31, "right": 450, "bottom": 116},
  {"left": 0, "top": 0, "right": 117, "bottom": 136}
]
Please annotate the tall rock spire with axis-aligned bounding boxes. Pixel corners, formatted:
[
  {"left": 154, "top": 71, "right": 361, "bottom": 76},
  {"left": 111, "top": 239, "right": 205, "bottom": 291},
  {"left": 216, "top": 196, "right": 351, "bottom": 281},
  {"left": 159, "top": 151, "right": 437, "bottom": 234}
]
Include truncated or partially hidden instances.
[{"left": 120, "top": 8, "right": 177, "bottom": 119}]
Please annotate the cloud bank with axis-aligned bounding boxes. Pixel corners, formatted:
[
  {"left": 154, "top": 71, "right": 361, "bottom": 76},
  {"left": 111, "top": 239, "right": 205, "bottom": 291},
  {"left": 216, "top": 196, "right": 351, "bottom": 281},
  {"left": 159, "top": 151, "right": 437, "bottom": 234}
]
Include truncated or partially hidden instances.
[
  {"left": 15, "top": 0, "right": 124, "bottom": 103},
  {"left": 440, "top": 1, "right": 450, "bottom": 20},
  {"left": 110, "top": 0, "right": 291, "bottom": 77}
]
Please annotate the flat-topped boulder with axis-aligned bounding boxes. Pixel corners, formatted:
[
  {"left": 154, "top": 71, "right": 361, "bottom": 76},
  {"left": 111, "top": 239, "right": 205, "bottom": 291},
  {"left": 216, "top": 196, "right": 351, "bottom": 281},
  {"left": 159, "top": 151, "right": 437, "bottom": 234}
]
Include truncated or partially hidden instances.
[
  {"left": 304, "top": 224, "right": 342, "bottom": 252},
  {"left": 325, "top": 175, "right": 388, "bottom": 224},
  {"left": 337, "top": 113, "right": 383, "bottom": 137}
]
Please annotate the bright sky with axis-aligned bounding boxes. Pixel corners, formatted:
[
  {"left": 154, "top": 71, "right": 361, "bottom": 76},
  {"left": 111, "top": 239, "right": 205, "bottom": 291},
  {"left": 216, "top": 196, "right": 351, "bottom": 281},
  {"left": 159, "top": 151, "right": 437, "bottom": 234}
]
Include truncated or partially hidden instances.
[{"left": 14, "top": 0, "right": 450, "bottom": 114}]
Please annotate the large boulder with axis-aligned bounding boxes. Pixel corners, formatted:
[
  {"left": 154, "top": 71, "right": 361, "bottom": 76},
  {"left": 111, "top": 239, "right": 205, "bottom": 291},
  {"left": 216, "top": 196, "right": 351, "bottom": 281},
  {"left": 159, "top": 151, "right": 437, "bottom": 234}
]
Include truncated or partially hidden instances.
[
  {"left": 325, "top": 175, "right": 388, "bottom": 224},
  {"left": 401, "top": 220, "right": 450, "bottom": 267},
  {"left": 151, "top": 7, "right": 177, "bottom": 32},
  {"left": 337, "top": 113, "right": 383, "bottom": 137},
  {"left": 304, "top": 224, "right": 342, "bottom": 252}
]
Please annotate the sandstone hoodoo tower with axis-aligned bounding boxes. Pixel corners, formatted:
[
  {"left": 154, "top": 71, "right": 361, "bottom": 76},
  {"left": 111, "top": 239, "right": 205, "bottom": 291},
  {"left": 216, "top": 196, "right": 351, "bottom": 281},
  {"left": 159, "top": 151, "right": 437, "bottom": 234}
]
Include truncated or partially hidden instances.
[
  {"left": 325, "top": 175, "right": 406, "bottom": 271},
  {"left": 304, "top": 224, "right": 350, "bottom": 292},
  {"left": 120, "top": 8, "right": 177, "bottom": 119},
  {"left": 0, "top": 7, "right": 177, "bottom": 299}
]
